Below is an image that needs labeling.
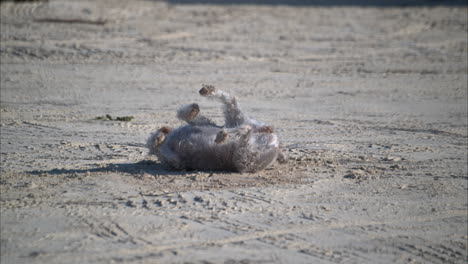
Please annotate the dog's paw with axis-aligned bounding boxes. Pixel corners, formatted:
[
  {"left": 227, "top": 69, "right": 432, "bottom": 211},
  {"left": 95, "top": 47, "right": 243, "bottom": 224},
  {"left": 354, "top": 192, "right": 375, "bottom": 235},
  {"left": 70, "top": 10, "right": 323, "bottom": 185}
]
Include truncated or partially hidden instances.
[
  {"left": 187, "top": 103, "right": 200, "bottom": 120},
  {"left": 177, "top": 103, "right": 200, "bottom": 121},
  {"left": 215, "top": 129, "right": 228, "bottom": 143},
  {"left": 199, "top": 84, "right": 216, "bottom": 96}
]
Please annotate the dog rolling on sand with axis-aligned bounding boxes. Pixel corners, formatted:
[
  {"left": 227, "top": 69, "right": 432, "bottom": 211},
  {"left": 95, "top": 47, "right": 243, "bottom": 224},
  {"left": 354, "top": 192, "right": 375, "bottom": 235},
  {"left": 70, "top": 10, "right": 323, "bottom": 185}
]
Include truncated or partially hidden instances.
[{"left": 147, "top": 85, "right": 287, "bottom": 173}]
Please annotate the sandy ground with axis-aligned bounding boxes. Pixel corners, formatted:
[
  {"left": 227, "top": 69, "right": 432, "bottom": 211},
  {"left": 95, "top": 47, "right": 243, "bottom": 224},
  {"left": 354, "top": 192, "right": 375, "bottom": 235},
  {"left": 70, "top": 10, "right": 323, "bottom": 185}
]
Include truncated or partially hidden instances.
[{"left": 0, "top": 0, "right": 467, "bottom": 263}]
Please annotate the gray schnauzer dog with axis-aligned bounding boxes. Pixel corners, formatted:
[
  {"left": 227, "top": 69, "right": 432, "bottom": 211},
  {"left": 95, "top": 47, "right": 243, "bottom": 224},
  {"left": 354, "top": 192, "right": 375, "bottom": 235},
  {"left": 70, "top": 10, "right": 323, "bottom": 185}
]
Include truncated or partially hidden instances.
[{"left": 147, "top": 85, "right": 288, "bottom": 173}]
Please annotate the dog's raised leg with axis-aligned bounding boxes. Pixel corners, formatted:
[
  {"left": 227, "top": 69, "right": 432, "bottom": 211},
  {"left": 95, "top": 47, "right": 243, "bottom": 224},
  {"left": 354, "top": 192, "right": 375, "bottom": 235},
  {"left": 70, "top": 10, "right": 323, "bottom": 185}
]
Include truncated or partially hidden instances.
[
  {"left": 199, "top": 85, "right": 247, "bottom": 128},
  {"left": 177, "top": 103, "right": 217, "bottom": 127}
]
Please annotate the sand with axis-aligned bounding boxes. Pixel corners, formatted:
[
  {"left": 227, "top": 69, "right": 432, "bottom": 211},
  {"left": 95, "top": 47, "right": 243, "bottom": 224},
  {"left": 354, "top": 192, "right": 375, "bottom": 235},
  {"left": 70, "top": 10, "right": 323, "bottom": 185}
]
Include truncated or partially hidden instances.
[{"left": 0, "top": 0, "right": 467, "bottom": 263}]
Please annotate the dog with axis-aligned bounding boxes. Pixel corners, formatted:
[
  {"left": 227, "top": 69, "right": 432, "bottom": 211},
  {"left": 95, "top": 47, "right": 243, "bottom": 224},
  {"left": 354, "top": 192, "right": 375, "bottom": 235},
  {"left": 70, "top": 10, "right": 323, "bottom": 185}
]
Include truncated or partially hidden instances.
[{"left": 147, "top": 85, "right": 287, "bottom": 173}]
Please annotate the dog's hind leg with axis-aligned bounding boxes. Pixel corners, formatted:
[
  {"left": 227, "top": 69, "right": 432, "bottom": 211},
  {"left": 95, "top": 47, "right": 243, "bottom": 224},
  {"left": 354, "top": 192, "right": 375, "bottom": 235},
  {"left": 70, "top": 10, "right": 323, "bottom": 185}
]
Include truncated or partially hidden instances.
[
  {"left": 177, "top": 103, "right": 217, "bottom": 127},
  {"left": 199, "top": 85, "right": 247, "bottom": 128}
]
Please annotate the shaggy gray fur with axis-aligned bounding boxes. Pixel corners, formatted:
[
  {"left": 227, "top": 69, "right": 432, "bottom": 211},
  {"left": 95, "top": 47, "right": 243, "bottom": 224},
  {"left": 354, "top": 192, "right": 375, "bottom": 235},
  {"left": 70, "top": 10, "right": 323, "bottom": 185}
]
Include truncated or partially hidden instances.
[{"left": 147, "top": 85, "right": 288, "bottom": 173}]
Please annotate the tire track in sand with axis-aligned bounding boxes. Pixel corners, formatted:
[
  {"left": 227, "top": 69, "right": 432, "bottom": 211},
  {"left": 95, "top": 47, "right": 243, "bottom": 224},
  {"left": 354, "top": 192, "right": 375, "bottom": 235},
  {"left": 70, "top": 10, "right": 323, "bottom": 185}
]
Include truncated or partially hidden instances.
[{"left": 53, "top": 209, "right": 466, "bottom": 262}]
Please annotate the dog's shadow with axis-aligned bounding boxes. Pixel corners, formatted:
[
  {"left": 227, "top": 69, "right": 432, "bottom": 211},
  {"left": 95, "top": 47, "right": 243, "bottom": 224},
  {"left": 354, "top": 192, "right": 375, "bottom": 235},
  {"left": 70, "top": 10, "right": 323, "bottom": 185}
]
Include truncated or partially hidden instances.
[{"left": 28, "top": 160, "right": 190, "bottom": 177}]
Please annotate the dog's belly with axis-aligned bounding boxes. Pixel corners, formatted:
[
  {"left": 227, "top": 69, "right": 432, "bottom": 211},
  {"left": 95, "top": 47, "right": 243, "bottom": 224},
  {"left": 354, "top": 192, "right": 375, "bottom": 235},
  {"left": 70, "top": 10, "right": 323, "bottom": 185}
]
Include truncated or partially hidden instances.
[
  {"left": 177, "top": 141, "right": 237, "bottom": 171},
  {"left": 164, "top": 125, "right": 280, "bottom": 172}
]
